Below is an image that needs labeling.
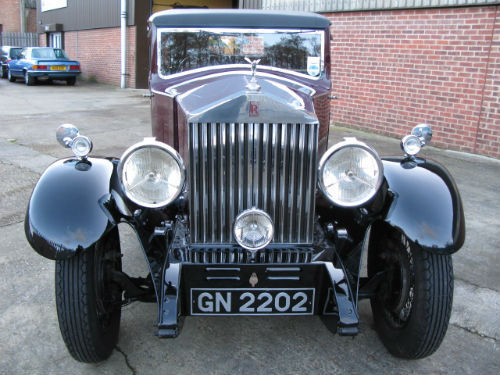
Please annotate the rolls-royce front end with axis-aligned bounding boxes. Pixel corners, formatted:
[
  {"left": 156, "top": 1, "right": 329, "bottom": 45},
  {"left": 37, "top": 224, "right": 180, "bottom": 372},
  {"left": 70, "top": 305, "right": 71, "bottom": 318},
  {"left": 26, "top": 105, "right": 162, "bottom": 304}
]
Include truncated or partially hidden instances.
[{"left": 25, "top": 9, "right": 465, "bottom": 363}]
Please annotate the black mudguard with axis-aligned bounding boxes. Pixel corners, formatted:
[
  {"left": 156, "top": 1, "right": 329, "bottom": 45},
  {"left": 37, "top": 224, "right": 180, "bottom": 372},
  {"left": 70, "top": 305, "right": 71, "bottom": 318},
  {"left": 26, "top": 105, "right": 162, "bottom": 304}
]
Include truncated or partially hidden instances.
[
  {"left": 25, "top": 157, "right": 118, "bottom": 260},
  {"left": 379, "top": 157, "right": 465, "bottom": 254}
]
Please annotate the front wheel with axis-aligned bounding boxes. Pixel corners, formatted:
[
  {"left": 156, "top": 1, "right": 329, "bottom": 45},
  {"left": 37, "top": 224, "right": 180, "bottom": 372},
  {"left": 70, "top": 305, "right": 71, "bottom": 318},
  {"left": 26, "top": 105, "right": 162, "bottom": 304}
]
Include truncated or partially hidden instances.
[
  {"left": 369, "top": 229, "right": 453, "bottom": 359},
  {"left": 55, "top": 227, "right": 122, "bottom": 363}
]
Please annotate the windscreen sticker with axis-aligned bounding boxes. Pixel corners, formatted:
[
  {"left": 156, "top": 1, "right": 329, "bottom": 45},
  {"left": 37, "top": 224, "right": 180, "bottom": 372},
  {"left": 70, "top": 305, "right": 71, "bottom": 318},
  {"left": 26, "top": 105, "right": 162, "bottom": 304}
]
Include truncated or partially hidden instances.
[{"left": 307, "top": 56, "right": 320, "bottom": 77}]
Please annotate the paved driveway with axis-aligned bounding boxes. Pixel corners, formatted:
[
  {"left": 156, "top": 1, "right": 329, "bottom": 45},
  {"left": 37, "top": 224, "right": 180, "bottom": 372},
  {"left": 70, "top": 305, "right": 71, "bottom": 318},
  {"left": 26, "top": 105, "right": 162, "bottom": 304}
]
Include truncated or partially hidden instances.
[{"left": 0, "top": 79, "right": 499, "bottom": 374}]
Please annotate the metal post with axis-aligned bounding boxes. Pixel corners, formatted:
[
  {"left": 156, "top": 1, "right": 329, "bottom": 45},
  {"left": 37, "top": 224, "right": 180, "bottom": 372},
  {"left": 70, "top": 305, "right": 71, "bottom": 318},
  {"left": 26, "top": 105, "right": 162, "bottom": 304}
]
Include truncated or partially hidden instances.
[
  {"left": 20, "top": 0, "right": 26, "bottom": 33},
  {"left": 120, "top": 0, "right": 127, "bottom": 89}
]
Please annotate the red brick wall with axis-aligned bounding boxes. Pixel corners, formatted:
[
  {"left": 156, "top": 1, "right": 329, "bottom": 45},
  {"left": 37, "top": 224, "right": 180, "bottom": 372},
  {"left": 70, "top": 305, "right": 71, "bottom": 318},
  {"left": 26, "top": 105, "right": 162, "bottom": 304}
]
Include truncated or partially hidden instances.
[
  {"left": 26, "top": 8, "right": 37, "bottom": 33},
  {"left": 38, "top": 33, "right": 46, "bottom": 47},
  {"left": 62, "top": 27, "right": 137, "bottom": 88},
  {"left": 0, "top": 0, "right": 21, "bottom": 32},
  {"left": 327, "top": 6, "right": 500, "bottom": 158}
]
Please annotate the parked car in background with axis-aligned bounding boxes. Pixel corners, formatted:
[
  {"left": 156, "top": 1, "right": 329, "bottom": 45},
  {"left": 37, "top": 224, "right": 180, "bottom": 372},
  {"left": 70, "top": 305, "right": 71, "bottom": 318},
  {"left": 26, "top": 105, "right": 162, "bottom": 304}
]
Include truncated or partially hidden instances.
[
  {"left": 8, "top": 47, "right": 81, "bottom": 85},
  {"left": 0, "top": 46, "right": 22, "bottom": 79},
  {"left": 25, "top": 9, "right": 465, "bottom": 363}
]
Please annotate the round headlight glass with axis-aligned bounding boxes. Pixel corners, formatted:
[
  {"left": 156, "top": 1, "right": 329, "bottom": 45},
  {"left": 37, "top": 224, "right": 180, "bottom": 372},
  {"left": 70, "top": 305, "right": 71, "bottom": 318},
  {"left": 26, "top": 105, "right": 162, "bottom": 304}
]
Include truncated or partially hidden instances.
[
  {"left": 319, "top": 139, "right": 383, "bottom": 207},
  {"left": 119, "top": 140, "right": 185, "bottom": 208},
  {"left": 234, "top": 209, "right": 274, "bottom": 251}
]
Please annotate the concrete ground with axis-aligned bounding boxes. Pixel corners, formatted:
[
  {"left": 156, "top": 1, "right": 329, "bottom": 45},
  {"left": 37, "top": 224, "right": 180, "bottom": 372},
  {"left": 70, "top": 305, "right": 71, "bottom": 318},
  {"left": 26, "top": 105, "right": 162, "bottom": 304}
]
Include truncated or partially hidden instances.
[{"left": 0, "top": 78, "right": 499, "bottom": 374}]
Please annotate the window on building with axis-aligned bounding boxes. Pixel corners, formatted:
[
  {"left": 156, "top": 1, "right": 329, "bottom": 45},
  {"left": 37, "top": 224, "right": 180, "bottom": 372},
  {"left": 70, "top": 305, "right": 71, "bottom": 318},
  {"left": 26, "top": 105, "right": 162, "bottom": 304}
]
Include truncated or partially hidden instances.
[{"left": 49, "top": 32, "right": 63, "bottom": 49}]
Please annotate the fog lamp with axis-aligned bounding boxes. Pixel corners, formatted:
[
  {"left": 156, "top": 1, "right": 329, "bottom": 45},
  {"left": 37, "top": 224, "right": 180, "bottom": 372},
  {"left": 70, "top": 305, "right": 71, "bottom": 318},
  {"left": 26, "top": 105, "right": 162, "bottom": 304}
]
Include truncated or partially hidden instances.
[{"left": 234, "top": 209, "right": 273, "bottom": 251}]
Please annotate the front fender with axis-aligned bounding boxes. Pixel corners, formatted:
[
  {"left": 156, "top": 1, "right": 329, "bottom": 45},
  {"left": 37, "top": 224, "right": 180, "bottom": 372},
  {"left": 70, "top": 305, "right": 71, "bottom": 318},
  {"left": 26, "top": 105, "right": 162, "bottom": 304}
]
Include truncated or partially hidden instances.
[
  {"left": 381, "top": 157, "right": 465, "bottom": 254},
  {"left": 25, "top": 157, "right": 117, "bottom": 260}
]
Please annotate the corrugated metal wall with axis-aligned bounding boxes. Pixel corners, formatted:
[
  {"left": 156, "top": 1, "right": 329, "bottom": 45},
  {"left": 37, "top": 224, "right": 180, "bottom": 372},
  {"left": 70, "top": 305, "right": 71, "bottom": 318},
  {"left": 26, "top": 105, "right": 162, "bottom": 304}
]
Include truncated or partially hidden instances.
[
  {"left": 0, "top": 32, "right": 39, "bottom": 47},
  {"left": 252, "top": 0, "right": 500, "bottom": 11},
  {"left": 36, "top": 0, "right": 135, "bottom": 31},
  {"left": 239, "top": 0, "right": 263, "bottom": 8}
]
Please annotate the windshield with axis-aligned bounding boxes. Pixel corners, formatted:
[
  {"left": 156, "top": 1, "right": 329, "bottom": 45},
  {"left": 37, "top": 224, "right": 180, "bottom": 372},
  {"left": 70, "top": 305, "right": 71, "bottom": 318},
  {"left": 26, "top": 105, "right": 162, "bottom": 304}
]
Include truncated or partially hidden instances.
[
  {"left": 31, "top": 48, "right": 67, "bottom": 59},
  {"left": 10, "top": 48, "right": 22, "bottom": 59},
  {"left": 158, "top": 28, "right": 323, "bottom": 78}
]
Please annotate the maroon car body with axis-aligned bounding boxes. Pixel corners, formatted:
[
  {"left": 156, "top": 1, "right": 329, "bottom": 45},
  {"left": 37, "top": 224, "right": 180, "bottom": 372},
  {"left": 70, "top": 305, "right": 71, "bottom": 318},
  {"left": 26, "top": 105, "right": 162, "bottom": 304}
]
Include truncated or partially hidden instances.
[{"left": 24, "top": 8, "right": 465, "bottom": 363}]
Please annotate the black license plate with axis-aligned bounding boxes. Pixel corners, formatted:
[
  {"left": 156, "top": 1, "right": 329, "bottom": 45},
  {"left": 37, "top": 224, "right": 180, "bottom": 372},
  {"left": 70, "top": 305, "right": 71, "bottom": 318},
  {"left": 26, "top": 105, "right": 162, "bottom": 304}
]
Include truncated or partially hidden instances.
[{"left": 190, "top": 288, "right": 315, "bottom": 315}]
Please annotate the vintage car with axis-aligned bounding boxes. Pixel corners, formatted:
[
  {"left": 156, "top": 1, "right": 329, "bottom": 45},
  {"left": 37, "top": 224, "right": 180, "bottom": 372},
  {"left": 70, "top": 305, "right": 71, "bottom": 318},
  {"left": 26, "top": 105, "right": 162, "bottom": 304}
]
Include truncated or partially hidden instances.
[
  {"left": 8, "top": 47, "right": 81, "bottom": 85},
  {"left": 25, "top": 9, "right": 465, "bottom": 363}
]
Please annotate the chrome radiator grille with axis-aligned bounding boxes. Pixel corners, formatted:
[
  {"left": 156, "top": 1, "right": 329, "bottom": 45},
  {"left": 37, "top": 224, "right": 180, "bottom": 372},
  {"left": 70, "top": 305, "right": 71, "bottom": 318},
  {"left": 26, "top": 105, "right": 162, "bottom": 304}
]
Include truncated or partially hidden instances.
[
  {"left": 188, "top": 122, "right": 318, "bottom": 244},
  {"left": 180, "top": 246, "right": 314, "bottom": 264}
]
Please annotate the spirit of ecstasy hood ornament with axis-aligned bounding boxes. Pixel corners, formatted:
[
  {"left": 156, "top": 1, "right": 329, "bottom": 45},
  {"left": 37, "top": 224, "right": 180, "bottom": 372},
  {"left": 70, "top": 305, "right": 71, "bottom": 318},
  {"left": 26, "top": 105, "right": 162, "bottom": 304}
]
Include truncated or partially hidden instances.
[{"left": 244, "top": 57, "right": 261, "bottom": 92}]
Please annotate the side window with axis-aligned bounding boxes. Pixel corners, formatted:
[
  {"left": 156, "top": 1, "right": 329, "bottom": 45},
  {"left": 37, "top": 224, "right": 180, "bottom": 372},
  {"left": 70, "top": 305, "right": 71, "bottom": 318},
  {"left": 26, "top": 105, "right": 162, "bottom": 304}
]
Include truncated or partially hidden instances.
[{"left": 11, "top": 49, "right": 22, "bottom": 59}]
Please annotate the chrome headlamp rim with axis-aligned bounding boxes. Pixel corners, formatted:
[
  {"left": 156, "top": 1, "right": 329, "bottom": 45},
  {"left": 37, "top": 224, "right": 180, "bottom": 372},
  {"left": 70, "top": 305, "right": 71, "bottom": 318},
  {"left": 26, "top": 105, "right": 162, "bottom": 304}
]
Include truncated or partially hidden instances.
[
  {"left": 233, "top": 208, "right": 274, "bottom": 251},
  {"left": 118, "top": 138, "right": 186, "bottom": 209},
  {"left": 318, "top": 137, "right": 384, "bottom": 208}
]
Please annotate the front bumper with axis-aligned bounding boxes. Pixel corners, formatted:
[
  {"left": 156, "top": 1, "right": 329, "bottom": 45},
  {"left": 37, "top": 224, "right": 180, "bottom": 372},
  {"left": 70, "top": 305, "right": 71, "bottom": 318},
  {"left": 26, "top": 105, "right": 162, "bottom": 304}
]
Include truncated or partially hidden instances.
[
  {"left": 129, "top": 218, "right": 360, "bottom": 339},
  {"left": 156, "top": 260, "right": 360, "bottom": 338}
]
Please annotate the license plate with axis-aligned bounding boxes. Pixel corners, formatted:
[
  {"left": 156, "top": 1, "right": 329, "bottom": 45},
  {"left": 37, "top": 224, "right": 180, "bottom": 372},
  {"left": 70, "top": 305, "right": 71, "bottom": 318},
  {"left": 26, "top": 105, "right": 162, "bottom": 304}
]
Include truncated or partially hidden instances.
[
  {"left": 50, "top": 66, "right": 66, "bottom": 70},
  {"left": 191, "top": 288, "right": 315, "bottom": 315}
]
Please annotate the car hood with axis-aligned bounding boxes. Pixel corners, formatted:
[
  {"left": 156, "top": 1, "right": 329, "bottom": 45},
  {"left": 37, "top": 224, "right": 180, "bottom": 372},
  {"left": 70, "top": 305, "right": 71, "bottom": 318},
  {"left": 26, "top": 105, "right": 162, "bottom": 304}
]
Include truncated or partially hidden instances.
[{"left": 173, "top": 73, "right": 318, "bottom": 124}]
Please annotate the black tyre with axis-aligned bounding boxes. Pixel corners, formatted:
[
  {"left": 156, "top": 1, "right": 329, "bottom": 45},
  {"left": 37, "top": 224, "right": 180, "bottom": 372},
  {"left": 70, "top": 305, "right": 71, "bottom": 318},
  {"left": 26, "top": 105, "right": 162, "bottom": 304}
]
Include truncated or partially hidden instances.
[
  {"left": 8, "top": 70, "right": 15, "bottom": 82},
  {"left": 66, "top": 77, "right": 76, "bottom": 86},
  {"left": 1, "top": 67, "right": 7, "bottom": 79},
  {"left": 55, "top": 228, "right": 122, "bottom": 363},
  {"left": 369, "top": 228, "right": 453, "bottom": 359},
  {"left": 25, "top": 71, "right": 35, "bottom": 86}
]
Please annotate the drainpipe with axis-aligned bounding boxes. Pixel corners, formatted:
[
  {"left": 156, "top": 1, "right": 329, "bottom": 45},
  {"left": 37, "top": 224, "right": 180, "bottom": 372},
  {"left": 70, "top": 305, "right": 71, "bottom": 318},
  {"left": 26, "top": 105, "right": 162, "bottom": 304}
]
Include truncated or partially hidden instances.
[
  {"left": 20, "top": 0, "right": 26, "bottom": 33},
  {"left": 120, "top": 0, "right": 127, "bottom": 89}
]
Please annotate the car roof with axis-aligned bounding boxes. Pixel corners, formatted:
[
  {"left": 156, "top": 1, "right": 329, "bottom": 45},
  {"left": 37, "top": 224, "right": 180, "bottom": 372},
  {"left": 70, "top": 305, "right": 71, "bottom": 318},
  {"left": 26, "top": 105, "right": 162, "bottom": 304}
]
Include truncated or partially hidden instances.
[
  {"left": 149, "top": 9, "right": 330, "bottom": 30},
  {"left": 1, "top": 46, "right": 21, "bottom": 51}
]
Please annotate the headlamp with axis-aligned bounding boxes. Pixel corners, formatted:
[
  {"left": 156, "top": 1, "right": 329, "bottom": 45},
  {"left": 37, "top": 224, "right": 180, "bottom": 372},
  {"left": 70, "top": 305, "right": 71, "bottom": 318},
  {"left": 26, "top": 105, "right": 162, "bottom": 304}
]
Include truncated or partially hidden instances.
[
  {"left": 318, "top": 138, "right": 383, "bottom": 207},
  {"left": 118, "top": 138, "right": 185, "bottom": 208}
]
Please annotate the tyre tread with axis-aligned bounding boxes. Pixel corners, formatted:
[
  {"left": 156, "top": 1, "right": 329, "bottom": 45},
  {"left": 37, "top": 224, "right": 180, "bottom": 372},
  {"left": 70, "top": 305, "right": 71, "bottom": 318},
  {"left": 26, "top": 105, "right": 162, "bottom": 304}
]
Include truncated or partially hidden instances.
[
  {"left": 370, "top": 229, "right": 454, "bottom": 359},
  {"left": 55, "top": 231, "right": 120, "bottom": 363},
  {"left": 414, "top": 251, "right": 453, "bottom": 358},
  {"left": 56, "top": 252, "right": 101, "bottom": 362}
]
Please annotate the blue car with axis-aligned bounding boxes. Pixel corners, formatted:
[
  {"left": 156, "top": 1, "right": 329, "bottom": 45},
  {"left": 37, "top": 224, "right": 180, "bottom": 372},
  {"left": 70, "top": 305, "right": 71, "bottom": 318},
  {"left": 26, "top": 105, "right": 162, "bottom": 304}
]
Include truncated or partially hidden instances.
[{"left": 8, "top": 47, "right": 81, "bottom": 86}]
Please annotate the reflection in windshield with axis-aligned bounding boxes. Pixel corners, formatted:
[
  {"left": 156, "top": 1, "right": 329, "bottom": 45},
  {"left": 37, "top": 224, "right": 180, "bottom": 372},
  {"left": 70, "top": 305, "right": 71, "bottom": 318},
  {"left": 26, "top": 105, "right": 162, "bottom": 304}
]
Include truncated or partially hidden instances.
[{"left": 160, "top": 29, "right": 322, "bottom": 77}]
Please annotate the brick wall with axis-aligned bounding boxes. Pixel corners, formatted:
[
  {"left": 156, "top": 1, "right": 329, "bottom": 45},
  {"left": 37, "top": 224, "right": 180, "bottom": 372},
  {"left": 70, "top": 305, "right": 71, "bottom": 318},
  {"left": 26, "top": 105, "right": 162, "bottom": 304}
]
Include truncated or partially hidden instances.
[
  {"left": 38, "top": 33, "right": 46, "bottom": 47},
  {"left": 0, "top": 0, "right": 21, "bottom": 32},
  {"left": 62, "top": 27, "right": 137, "bottom": 88},
  {"left": 327, "top": 6, "right": 500, "bottom": 158},
  {"left": 26, "top": 8, "right": 37, "bottom": 33}
]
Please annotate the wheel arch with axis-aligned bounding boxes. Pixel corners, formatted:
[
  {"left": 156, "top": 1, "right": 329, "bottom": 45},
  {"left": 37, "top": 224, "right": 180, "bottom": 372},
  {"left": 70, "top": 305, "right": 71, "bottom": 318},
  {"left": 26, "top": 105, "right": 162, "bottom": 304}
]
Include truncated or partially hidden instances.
[
  {"left": 377, "top": 158, "right": 466, "bottom": 255},
  {"left": 25, "top": 157, "right": 121, "bottom": 260}
]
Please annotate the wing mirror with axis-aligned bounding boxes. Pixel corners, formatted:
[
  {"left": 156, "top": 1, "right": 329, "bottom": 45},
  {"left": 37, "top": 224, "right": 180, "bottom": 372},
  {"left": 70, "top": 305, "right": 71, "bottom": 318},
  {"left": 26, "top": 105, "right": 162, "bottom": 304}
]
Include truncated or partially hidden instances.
[
  {"left": 56, "top": 124, "right": 80, "bottom": 148},
  {"left": 411, "top": 124, "right": 433, "bottom": 146},
  {"left": 56, "top": 124, "right": 93, "bottom": 158}
]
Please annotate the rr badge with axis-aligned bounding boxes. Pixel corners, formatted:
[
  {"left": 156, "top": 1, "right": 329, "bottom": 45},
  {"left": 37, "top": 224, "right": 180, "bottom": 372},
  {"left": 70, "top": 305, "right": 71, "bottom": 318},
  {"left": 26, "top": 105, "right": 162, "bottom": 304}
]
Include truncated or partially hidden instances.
[{"left": 249, "top": 102, "right": 259, "bottom": 117}]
